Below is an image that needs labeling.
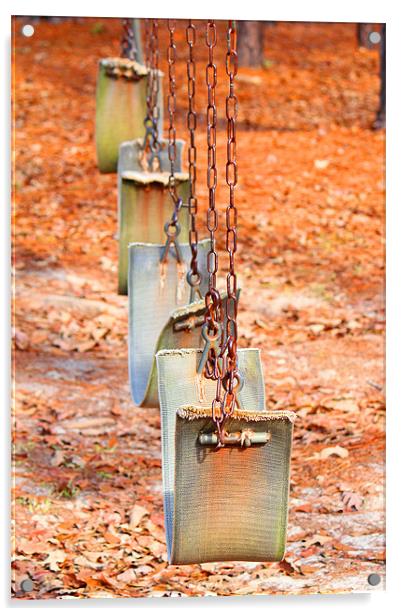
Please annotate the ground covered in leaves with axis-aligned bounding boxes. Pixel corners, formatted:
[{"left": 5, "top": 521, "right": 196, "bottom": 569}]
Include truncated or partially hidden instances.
[{"left": 12, "top": 18, "right": 385, "bottom": 598}]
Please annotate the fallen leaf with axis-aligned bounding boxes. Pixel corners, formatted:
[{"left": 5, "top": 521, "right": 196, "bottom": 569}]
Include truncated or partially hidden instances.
[
  {"left": 43, "top": 549, "right": 67, "bottom": 572},
  {"left": 74, "top": 555, "right": 104, "bottom": 571},
  {"left": 341, "top": 491, "right": 364, "bottom": 511},
  {"left": 18, "top": 540, "right": 50, "bottom": 555},
  {"left": 318, "top": 445, "right": 349, "bottom": 459},
  {"left": 50, "top": 449, "right": 65, "bottom": 466},
  {"left": 129, "top": 504, "right": 149, "bottom": 529},
  {"left": 314, "top": 159, "right": 330, "bottom": 169},
  {"left": 77, "top": 339, "right": 98, "bottom": 352},
  {"left": 116, "top": 568, "right": 137, "bottom": 584}
]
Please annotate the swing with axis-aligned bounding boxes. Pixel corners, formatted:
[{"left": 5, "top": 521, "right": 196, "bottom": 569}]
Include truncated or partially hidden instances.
[
  {"left": 128, "top": 20, "right": 208, "bottom": 407},
  {"left": 128, "top": 241, "right": 209, "bottom": 407},
  {"left": 117, "top": 20, "right": 191, "bottom": 295},
  {"left": 117, "top": 137, "right": 190, "bottom": 295},
  {"left": 156, "top": 348, "right": 295, "bottom": 564},
  {"left": 95, "top": 19, "right": 163, "bottom": 173},
  {"left": 156, "top": 20, "right": 295, "bottom": 565}
]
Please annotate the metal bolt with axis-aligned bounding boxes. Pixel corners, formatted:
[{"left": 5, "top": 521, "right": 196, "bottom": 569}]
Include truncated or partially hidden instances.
[
  {"left": 20, "top": 578, "right": 34, "bottom": 592},
  {"left": 368, "top": 573, "right": 381, "bottom": 586},
  {"left": 22, "top": 24, "right": 34, "bottom": 37},
  {"left": 369, "top": 31, "right": 381, "bottom": 45}
]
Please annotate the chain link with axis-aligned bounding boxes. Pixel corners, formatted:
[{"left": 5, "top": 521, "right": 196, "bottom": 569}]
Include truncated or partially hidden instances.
[
  {"left": 203, "top": 19, "right": 222, "bottom": 381},
  {"left": 161, "top": 19, "right": 183, "bottom": 264},
  {"left": 186, "top": 20, "right": 202, "bottom": 301},
  {"left": 211, "top": 20, "right": 240, "bottom": 444},
  {"left": 222, "top": 19, "right": 239, "bottom": 413},
  {"left": 120, "top": 18, "right": 138, "bottom": 61},
  {"left": 144, "top": 19, "right": 151, "bottom": 67},
  {"left": 143, "top": 19, "right": 161, "bottom": 169}
]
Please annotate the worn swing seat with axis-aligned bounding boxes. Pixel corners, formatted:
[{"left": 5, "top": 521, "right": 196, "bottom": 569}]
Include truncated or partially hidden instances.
[
  {"left": 128, "top": 240, "right": 210, "bottom": 408},
  {"left": 156, "top": 348, "right": 295, "bottom": 565},
  {"left": 95, "top": 58, "right": 163, "bottom": 173},
  {"left": 118, "top": 138, "right": 190, "bottom": 295}
]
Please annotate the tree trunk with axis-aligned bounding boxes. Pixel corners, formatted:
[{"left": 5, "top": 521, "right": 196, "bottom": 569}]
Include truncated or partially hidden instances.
[{"left": 237, "top": 21, "right": 264, "bottom": 67}]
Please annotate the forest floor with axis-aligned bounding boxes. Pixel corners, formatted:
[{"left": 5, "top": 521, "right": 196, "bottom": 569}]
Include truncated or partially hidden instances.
[{"left": 12, "top": 18, "right": 385, "bottom": 598}]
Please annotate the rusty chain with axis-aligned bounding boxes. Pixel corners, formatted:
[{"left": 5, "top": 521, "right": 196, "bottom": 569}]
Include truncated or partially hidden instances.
[
  {"left": 144, "top": 18, "right": 151, "bottom": 67},
  {"left": 120, "top": 18, "right": 138, "bottom": 61},
  {"left": 143, "top": 19, "right": 161, "bottom": 169},
  {"left": 186, "top": 20, "right": 202, "bottom": 301},
  {"left": 200, "top": 20, "right": 240, "bottom": 445},
  {"left": 219, "top": 19, "right": 240, "bottom": 429},
  {"left": 161, "top": 19, "right": 183, "bottom": 264},
  {"left": 201, "top": 19, "right": 223, "bottom": 384}
]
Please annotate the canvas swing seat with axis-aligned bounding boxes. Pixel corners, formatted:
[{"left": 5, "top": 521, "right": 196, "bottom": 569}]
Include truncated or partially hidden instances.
[
  {"left": 117, "top": 138, "right": 190, "bottom": 295},
  {"left": 156, "top": 348, "right": 296, "bottom": 565},
  {"left": 95, "top": 58, "right": 163, "bottom": 173},
  {"left": 128, "top": 239, "right": 210, "bottom": 408}
]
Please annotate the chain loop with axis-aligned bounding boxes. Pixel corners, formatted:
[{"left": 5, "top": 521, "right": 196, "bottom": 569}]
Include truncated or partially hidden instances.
[
  {"left": 186, "top": 20, "right": 202, "bottom": 301},
  {"left": 203, "top": 19, "right": 222, "bottom": 354},
  {"left": 161, "top": 19, "right": 183, "bottom": 264},
  {"left": 203, "top": 20, "right": 239, "bottom": 445},
  {"left": 121, "top": 18, "right": 138, "bottom": 61},
  {"left": 143, "top": 19, "right": 161, "bottom": 170},
  {"left": 219, "top": 19, "right": 239, "bottom": 431}
]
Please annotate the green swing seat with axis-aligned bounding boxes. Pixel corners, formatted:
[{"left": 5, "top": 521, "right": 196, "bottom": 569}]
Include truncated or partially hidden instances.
[
  {"left": 117, "top": 138, "right": 190, "bottom": 295},
  {"left": 156, "top": 348, "right": 295, "bottom": 564},
  {"left": 128, "top": 240, "right": 210, "bottom": 408},
  {"left": 95, "top": 58, "right": 163, "bottom": 173}
]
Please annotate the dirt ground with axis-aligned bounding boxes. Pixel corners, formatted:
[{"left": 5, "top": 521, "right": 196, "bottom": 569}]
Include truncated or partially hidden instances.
[{"left": 11, "top": 18, "right": 385, "bottom": 598}]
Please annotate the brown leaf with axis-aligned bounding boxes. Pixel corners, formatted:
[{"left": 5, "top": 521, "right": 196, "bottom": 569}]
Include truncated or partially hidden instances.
[
  {"left": 341, "top": 491, "right": 364, "bottom": 511},
  {"left": 43, "top": 549, "right": 67, "bottom": 572},
  {"left": 129, "top": 504, "right": 149, "bottom": 530},
  {"left": 116, "top": 568, "right": 137, "bottom": 584},
  {"left": 18, "top": 540, "right": 50, "bottom": 555},
  {"left": 104, "top": 531, "right": 120, "bottom": 545},
  {"left": 318, "top": 445, "right": 349, "bottom": 459},
  {"left": 74, "top": 555, "right": 104, "bottom": 571},
  {"left": 77, "top": 339, "right": 98, "bottom": 352}
]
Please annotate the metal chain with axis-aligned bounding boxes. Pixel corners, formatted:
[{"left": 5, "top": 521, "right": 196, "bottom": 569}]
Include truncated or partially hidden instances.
[
  {"left": 186, "top": 20, "right": 202, "bottom": 301},
  {"left": 206, "top": 20, "right": 240, "bottom": 445},
  {"left": 202, "top": 19, "right": 222, "bottom": 381},
  {"left": 220, "top": 20, "right": 239, "bottom": 425},
  {"left": 143, "top": 19, "right": 161, "bottom": 169},
  {"left": 161, "top": 19, "right": 183, "bottom": 264},
  {"left": 144, "top": 19, "right": 151, "bottom": 67},
  {"left": 121, "top": 18, "right": 138, "bottom": 61}
]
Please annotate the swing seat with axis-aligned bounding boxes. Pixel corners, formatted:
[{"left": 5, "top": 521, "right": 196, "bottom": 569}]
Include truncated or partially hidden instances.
[
  {"left": 95, "top": 58, "right": 163, "bottom": 173},
  {"left": 156, "top": 347, "right": 293, "bottom": 565},
  {"left": 172, "top": 406, "right": 295, "bottom": 564},
  {"left": 118, "top": 138, "right": 190, "bottom": 295},
  {"left": 128, "top": 240, "right": 210, "bottom": 408}
]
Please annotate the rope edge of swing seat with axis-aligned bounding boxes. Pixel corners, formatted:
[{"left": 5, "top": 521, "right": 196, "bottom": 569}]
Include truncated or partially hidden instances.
[
  {"left": 156, "top": 346, "right": 262, "bottom": 359},
  {"left": 176, "top": 405, "right": 297, "bottom": 423},
  {"left": 99, "top": 57, "right": 164, "bottom": 78},
  {"left": 121, "top": 170, "right": 189, "bottom": 186}
]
